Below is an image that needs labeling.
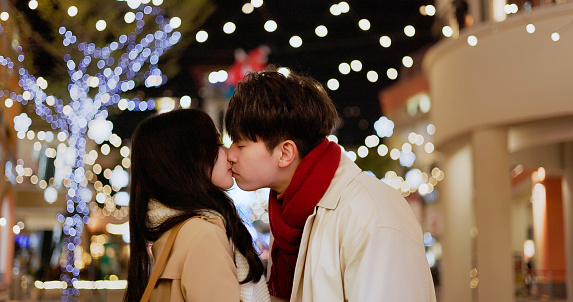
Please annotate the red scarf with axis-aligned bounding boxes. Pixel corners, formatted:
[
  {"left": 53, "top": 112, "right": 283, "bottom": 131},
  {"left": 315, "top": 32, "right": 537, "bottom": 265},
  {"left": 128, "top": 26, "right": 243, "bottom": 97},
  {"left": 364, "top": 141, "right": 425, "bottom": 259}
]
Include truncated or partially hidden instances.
[{"left": 267, "top": 139, "right": 341, "bottom": 299}]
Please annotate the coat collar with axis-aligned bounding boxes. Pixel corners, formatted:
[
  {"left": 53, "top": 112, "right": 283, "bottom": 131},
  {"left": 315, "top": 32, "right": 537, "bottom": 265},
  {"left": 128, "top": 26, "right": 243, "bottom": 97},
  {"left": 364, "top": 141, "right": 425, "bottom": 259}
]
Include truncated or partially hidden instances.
[{"left": 315, "top": 154, "right": 362, "bottom": 210}]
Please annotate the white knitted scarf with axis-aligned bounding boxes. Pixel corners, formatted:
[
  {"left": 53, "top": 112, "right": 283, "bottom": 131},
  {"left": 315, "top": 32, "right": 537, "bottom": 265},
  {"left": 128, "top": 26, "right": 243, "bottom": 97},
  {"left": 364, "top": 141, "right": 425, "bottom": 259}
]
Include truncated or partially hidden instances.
[{"left": 147, "top": 199, "right": 270, "bottom": 302}]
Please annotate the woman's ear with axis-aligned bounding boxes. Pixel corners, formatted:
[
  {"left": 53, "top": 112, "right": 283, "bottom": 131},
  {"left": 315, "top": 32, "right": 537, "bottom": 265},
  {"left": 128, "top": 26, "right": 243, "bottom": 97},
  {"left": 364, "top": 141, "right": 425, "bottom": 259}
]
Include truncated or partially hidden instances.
[{"left": 277, "top": 140, "right": 299, "bottom": 168}]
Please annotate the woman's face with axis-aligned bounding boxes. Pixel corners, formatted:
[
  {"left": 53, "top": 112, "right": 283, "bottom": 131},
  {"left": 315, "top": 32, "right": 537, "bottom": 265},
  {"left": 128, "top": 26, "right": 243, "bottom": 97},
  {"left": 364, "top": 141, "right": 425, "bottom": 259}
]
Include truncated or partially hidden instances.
[{"left": 211, "top": 145, "right": 235, "bottom": 190}]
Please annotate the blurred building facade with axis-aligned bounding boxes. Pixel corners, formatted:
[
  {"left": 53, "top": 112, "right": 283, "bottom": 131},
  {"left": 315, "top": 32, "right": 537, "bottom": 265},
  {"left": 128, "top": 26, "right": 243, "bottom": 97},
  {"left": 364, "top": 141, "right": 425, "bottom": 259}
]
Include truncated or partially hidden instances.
[{"left": 421, "top": 0, "right": 573, "bottom": 301}]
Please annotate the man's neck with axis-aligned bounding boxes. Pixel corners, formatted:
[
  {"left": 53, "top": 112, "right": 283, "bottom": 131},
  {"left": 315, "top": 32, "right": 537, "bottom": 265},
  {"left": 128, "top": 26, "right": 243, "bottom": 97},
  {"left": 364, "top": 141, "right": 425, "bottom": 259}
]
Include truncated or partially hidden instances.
[{"left": 272, "top": 158, "right": 301, "bottom": 195}]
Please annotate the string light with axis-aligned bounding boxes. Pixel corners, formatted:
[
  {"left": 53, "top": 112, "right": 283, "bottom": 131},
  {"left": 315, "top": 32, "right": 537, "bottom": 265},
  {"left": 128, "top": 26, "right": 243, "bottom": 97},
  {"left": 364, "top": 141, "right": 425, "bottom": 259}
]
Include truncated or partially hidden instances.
[
  {"left": 350, "top": 60, "right": 362, "bottom": 72},
  {"left": 526, "top": 24, "right": 535, "bottom": 33},
  {"left": 366, "top": 70, "right": 378, "bottom": 82},
  {"left": 327, "top": 78, "right": 339, "bottom": 90},
  {"left": 379, "top": 36, "right": 391, "bottom": 48},
  {"left": 242, "top": 3, "right": 254, "bottom": 14},
  {"left": 402, "top": 56, "right": 413, "bottom": 68},
  {"left": 442, "top": 26, "right": 453, "bottom": 37},
  {"left": 551, "top": 32, "right": 560, "bottom": 42},
  {"left": 387, "top": 68, "right": 398, "bottom": 80},
  {"left": 264, "top": 20, "right": 277, "bottom": 32},
  {"left": 467, "top": 35, "right": 478, "bottom": 46},
  {"left": 289, "top": 36, "right": 302, "bottom": 48},
  {"left": 358, "top": 19, "right": 371, "bottom": 31},
  {"left": 339, "top": 62, "right": 350, "bottom": 75},
  {"left": 68, "top": 6, "right": 78, "bottom": 17},
  {"left": 404, "top": 25, "right": 416, "bottom": 37},
  {"left": 315, "top": 25, "right": 328, "bottom": 37},
  {"left": 29, "top": 0, "right": 38, "bottom": 10},
  {"left": 223, "top": 22, "right": 236, "bottom": 34},
  {"left": 196, "top": 30, "right": 208, "bottom": 42}
]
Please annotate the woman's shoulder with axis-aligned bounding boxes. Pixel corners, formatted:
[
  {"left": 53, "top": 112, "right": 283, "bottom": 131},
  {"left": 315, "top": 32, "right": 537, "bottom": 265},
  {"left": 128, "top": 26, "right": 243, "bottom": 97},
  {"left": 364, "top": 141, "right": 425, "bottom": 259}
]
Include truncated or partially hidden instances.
[
  {"left": 175, "top": 215, "right": 228, "bottom": 246},
  {"left": 180, "top": 214, "right": 225, "bottom": 232},
  {"left": 157, "top": 215, "right": 234, "bottom": 279}
]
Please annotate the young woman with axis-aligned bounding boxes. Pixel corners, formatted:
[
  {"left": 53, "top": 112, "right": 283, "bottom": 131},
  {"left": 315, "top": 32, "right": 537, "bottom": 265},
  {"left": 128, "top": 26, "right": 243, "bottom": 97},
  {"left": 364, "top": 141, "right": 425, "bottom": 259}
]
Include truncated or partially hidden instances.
[{"left": 124, "top": 109, "right": 269, "bottom": 302}]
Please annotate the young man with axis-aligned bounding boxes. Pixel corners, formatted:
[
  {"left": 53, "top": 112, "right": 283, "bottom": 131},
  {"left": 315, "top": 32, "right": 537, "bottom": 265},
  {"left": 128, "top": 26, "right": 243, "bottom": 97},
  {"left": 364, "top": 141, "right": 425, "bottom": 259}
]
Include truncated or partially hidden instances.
[{"left": 225, "top": 70, "right": 436, "bottom": 302}]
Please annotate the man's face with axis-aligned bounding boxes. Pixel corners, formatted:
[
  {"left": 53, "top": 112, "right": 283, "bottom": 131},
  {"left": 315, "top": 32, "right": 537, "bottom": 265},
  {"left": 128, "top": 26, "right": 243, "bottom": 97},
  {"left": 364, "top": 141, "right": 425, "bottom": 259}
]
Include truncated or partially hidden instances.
[{"left": 227, "top": 140, "right": 281, "bottom": 191}]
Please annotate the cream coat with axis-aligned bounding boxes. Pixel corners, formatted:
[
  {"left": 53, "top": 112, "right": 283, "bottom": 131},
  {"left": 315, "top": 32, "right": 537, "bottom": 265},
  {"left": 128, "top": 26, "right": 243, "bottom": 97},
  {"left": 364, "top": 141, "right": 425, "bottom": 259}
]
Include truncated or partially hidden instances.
[
  {"left": 150, "top": 216, "right": 240, "bottom": 302},
  {"left": 273, "top": 155, "right": 437, "bottom": 302}
]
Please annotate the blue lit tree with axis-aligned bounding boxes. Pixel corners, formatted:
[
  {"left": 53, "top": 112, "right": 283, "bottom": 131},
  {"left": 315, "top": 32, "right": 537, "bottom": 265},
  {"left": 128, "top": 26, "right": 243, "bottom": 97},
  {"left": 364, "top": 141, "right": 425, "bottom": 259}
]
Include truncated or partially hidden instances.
[{"left": 0, "top": 0, "right": 213, "bottom": 299}]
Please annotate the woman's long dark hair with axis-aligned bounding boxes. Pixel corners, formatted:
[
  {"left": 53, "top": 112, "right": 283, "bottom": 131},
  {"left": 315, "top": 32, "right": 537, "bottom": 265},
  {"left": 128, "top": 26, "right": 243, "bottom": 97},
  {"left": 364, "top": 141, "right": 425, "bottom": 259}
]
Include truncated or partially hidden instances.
[{"left": 124, "top": 109, "right": 264, "bottom": 302}]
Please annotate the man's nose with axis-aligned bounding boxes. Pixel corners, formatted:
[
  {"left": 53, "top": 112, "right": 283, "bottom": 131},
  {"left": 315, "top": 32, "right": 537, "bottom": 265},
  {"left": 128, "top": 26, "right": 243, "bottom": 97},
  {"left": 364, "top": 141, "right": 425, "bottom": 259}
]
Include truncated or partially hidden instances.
[{"left": 227, "top": 144, "right": 237, "bottom": 163}]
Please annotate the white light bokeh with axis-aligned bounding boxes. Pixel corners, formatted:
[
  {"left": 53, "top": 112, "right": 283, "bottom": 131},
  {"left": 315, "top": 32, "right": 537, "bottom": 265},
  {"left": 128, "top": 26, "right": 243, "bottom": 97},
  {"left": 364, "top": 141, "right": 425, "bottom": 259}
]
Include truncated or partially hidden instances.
[
  {"left": 350, "top": 60, "right": 362, "bottom": 72},
  {"left": 289, "top": 36, "right": 303, "bottom": 48},
  {"left": 96, "top": 20, "right": 107, "bottom": 31},
  {"left": 427, "top": 124, "right": 436, "bottom": 135},
  {"left": 114, "top": 192, "right": 130, "bottom": 207},
  {"left": 264, "top": 20, "right": 277, "bottom": 32},
  {"left": 29, "top": 0, "right": 38, "bottom": 9},
  {"left": 367, "top": 70, "right": 378, "bottom": 82},
  {"left": 442, "top": 26, "right": 453, "bottom": 37},
  {"left": 390, "top": 148, "right": 400, "bottom": 160},
  {"left": 327, "top": 135, "right": 338, "bottom": 143},
  {"left": 87, "top": 119, "right": 113, "bottom": 144},
  {"left": 170, "top": 17, "right": 182, "bottom": 29},
  {"left": 358, "top": 19, "right": 371, "bottom": 31},
  {"left": 467, "top": 35, "right": 478, "bottom": 46},
  {"left": 365, "top": 135, "right": 380, "bottom": 147},
  {"left": 339, "top": 63, "right": 351, "bottom": 75},
  {"left": 425, "top": 5, "right": 436, "bottom": 16},
  {"left": 277, "top": 67, "right": 290, "bottom": 77},
  {"left": 425, "top": 142, "right": 435, "bottom": 153},
  {"left": 330, "top": 4, "right": 341, "bottom": 16},
  {"left": 327, "top": 78, "right": 339, "bottom": 90},
  {"left": 223, "top": 22, "right": 236, "bottom": 34},
  {"left": 357, "top": 146, "right": 369, "bottom": 158},
  {"left": 402, "top": 56, "right": 413, "bottom": 68},
  {"left": 196, "top": 30, "right": 208, "bottom": 43},
  {"left": 345, "top": 151, "right": 357, "bottom": 162},
  {"left": 180, "top": 95, "right": 192, "bottom": 108},
  {"left": 526, "top": 24, "right": 535, "bottom": 33},
  {"left": 338, "top": 1, "right": 350, "bottom": 13},
  {"left": 379, "top": 36, "right": 391, "bottom": 48},
  {"left": 404, "top": 25, "right": 415, "bottom": 37},
  {"left": 377, "top": 144, "right": 388, "bottom": 156},
  {"left": 124, "top": 12, "right": 135, "bottom": 23},
  {"left": 242, "top": 3, "right": 254, "bottom": 14},
  {"left": 0, "top": 12, "right": 9, "bottom": 21},
  {"left": 551, "top": 32, "right": 560, "bottom": 42},
  {"left": 251, "top": 0, "right": 263, "bottom": 8},
  {"left": 110, "top": 168, "right": 129, "bottom": 189},
  {"left": 387, "top": 68, "right": 398, "bottom": 80},
  {"left": 374, "top": 116, "right": 394, "bottom": 138},
  {"left": 44, "top": 186, "right": 58, "bottom": 204},
  {"left": 315, "top": 25, "right": 328, "bottom": 37}
]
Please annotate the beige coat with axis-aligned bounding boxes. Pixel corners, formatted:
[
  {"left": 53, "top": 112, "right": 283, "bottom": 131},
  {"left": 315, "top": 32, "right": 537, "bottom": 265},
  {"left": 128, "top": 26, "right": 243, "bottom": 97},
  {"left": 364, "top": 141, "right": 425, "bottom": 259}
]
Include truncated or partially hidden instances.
[
  {"left": 150, "top": 216, "right": 240, "bottom": 302},
  {"left": 273, "top": 155, "right": 437, "bottom": 302}
]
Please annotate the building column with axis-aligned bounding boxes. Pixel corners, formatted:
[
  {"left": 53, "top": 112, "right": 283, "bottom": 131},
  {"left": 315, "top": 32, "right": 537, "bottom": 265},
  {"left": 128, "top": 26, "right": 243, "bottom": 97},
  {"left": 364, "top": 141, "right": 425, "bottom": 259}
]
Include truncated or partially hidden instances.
[
  {"left": 439, "top": 137, "right": 474, "bottom": 302},
  {"left": 472, "top": 128, "right": 514, "bottom": 302},
  {"left": 563, "top": 142, "right": 573, "bottom": 302},
  {"left": 532, "top": 176, "right": 567, "bottom": 297}
]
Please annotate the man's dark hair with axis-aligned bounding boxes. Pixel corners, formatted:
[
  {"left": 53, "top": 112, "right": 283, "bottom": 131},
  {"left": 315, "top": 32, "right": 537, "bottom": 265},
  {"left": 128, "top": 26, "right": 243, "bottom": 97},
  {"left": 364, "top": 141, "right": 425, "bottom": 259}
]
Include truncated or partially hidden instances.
[{"left": 225, "top": 69, "right": 338, "bottom": 157}]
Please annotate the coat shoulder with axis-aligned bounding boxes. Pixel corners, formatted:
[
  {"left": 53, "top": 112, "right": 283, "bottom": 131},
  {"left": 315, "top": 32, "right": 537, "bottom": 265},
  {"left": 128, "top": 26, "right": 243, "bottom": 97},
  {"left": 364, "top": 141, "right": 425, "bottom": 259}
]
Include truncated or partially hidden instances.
[
  {"left": 334, "top": 172, "right": 423, "bottom": 243},
  {"left": 156, "top": 216, "right": 232, "bottom": 279}
]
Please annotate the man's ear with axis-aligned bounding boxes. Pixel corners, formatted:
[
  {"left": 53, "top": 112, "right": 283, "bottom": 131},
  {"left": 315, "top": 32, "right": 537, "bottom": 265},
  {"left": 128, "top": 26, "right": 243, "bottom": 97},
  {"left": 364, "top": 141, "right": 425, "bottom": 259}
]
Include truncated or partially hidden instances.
[{"left": 277, "top": 140, "right": 299, "bottom": 168}]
